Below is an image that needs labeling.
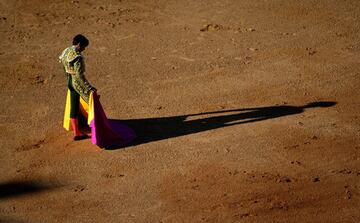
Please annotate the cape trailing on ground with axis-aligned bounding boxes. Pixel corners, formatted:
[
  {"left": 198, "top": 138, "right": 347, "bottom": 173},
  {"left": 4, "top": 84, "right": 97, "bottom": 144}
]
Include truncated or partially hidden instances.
[{"left": 63, "top": 91, "right": 136, "bottom": 148}]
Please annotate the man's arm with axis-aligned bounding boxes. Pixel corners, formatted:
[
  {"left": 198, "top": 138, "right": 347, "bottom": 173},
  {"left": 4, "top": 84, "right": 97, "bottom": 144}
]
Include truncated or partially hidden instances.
[{"left": 72, "top": 57, "right": 96, "bottom": 91}]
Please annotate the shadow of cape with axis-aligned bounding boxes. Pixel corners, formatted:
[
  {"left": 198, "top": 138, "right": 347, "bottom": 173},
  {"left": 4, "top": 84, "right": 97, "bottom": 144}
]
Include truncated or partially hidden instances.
[{"left": 107, "top": 101, "right": 336, "bottom": 150}]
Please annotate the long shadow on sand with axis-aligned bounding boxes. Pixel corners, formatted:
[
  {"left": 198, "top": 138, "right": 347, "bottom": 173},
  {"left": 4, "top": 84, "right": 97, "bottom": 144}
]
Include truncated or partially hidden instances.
[
  {"left": 109, "top": 101, "right": 336, "bottom": 150},
  {"left": 0, "top": 180, "right": 56, "bottom": 200}
]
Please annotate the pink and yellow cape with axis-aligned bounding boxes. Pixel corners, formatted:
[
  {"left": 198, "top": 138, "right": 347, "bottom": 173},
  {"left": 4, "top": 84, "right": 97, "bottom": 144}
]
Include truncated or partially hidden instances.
[{"left": 63, "top": 91, "right": 136, "bottom": 148}]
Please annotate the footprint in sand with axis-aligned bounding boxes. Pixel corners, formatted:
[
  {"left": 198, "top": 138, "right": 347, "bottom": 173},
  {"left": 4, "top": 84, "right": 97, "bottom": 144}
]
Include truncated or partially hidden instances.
[
  {"left": 102, "top": 173, "right": 125, "bottom": 179},
  {"left": 15, "top": 139, "right": 45, "bottom": 152},
  {"left": 74, "top": 185, "right": 86, "bottom": 192}
]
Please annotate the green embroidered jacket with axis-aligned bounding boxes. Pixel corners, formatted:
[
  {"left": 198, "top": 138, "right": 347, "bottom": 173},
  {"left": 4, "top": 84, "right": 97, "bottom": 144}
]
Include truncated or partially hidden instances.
[{"left": 59, "top": 46, "right": 94, "bottom": 103}]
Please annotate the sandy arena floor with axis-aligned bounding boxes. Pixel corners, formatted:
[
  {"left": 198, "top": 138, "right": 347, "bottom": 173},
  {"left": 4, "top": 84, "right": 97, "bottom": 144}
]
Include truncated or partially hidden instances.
[{"left": 0, "top": 0, "right": 359, "bottom": 222}]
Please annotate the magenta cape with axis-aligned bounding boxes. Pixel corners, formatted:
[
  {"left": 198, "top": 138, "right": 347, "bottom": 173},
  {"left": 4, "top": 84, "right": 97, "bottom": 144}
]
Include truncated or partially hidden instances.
[
  {"left": 89, "top": 91, "right": 136, "bottom": 148},
  {"left": 64, "top": 91, "right": 136, "bottom": 148}
]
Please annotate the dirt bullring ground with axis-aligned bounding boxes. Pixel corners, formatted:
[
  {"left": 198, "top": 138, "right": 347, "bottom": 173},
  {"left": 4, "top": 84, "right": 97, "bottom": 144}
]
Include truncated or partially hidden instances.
[{"left": 0, "top": 0, "right": 359, "bottom": 222}]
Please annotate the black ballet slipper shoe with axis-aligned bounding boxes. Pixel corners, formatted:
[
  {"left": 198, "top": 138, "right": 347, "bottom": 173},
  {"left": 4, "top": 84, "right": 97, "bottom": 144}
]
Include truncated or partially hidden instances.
[{"left": 73, "top": 135, "right": 89, "bottom": 141}]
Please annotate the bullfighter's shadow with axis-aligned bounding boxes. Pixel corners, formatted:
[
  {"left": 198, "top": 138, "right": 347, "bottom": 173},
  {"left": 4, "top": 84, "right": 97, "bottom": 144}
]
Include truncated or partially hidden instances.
[{"left": 108, "top": 101, "right": 336, "bottom": 149}]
